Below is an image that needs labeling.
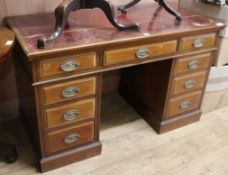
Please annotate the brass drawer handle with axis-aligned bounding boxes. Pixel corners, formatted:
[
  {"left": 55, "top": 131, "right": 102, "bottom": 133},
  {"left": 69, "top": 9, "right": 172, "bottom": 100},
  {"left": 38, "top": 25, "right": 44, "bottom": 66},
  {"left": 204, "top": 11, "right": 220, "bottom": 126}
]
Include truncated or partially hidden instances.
[
  {"left": 63, "top": 110, "right": 80, "bottom": 121},
  {"left": 179, "top": 101, "right": 191, "bottom": 110},
  {"left": 64, "top": 133, "right": 80, "bottom": 144},
  {"left": 60, "top": 61, "right": 80, "bottom": 72},
  {"left": 185, "top": 80, "right": 196, "bottom": 89},
  {"left": 136, "top": 48, "right": 151, "bottom": 59},
  {"left": 188, "top": 60, "right": 201, "bottom": 70},
  {"left": 193, "top": 38, "right": 204, "bottom": 48},
  {"left": 62, "top": 87, "right": 80, "bottom": 98}
]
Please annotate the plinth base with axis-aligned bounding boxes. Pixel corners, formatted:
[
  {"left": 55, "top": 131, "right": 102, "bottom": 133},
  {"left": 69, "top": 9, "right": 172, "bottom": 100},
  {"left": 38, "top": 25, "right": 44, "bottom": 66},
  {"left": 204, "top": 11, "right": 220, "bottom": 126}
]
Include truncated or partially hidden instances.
[{"left": 40, "top": 142, "right": 102, "bottom": 172}]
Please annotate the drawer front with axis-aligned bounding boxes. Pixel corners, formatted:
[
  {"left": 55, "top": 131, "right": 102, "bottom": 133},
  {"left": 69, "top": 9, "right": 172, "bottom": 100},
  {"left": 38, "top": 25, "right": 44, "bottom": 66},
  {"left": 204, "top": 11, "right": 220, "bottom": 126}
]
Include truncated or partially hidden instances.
[
  {"left": 166, "top": 91, "right": 202, "bottom": 119},
  {"left": 40, "top": 53, "right": 97, "bottom": 77},
  {"left": 43, "top": 77, "right": 96, "bottom": 105},
  {"left": 45, "top": 98, "right": 96, "bottom": 128},
  {"left": 174, "top": 53, "right": 212, "bottom": 75},
  {"left": 179, "top": 33, "right": 216, "bottom": 52},
  {"left": 171, "top": 71, "right": 207, "bottom": 96},
  {"left": 104, "top": 40, "right": 177, "bottom": 66},
  {"left": 46, "top": 122, "right": 94, "bottom": 154}
]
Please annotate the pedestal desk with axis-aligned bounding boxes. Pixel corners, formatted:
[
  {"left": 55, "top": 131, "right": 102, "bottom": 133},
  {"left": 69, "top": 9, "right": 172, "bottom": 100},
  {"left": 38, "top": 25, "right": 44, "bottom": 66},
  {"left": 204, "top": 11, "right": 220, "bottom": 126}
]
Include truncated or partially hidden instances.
[{"left": 6, "top": 3, "right": 225, "bottom": 172}]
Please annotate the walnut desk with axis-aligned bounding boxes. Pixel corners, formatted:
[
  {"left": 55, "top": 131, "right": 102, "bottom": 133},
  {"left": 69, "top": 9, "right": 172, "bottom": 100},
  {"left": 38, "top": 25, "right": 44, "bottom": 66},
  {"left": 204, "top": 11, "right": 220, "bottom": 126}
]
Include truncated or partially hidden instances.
[{"left": 6, "top": 3, "right": 225, "bottom": 172}]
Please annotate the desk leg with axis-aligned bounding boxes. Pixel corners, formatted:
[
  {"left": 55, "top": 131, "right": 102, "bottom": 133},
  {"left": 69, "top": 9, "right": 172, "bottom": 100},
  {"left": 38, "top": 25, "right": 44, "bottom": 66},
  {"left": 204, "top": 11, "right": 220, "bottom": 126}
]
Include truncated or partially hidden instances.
[
  {"left": 37, "top": 0, "right": 79, "bottom": 49},
  {"left": 84, "top": 0, "right": 139, "bottom": 31},
  {"left": 155, "top": 0, "right": 182, "bottom": 21},
  {"left": 118, "top": 0, "right": 141, "bottom": 14},
  {"left": 118, "top": 0, "right": 182, "bottom": 21},
  {"left": 37, "top": 0, "right": 139, "bottom": 49}
]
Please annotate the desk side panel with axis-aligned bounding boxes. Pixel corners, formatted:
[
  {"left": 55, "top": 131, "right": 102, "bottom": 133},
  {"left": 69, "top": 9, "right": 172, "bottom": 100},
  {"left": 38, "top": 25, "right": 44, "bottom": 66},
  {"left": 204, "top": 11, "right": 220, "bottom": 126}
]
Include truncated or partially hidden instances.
[{"left": 13, "top": 42, "right": 44, "bottom": 157}]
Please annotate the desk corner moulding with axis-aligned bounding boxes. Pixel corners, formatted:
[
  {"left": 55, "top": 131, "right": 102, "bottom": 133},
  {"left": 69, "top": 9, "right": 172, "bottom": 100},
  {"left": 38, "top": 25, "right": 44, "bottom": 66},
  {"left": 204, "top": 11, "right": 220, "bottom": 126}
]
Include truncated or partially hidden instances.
[{"left": 5, "top": 1, "right": 225, "bottom": 172}]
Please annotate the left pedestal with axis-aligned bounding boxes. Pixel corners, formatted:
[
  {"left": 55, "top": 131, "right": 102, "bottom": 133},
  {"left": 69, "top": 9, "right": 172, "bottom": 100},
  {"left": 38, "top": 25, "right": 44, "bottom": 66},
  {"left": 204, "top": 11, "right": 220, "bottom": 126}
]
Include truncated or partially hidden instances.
[{"left": 13, "top": 48, "right": 102, "bottom": 172}]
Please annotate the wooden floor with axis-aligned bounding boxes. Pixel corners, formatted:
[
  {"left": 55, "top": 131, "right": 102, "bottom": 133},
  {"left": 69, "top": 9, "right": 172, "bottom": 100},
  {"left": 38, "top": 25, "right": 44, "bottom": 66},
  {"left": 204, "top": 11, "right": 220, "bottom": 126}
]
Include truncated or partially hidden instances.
[{"left": 1, "top": 93, "right": 228, "bottom": 175}]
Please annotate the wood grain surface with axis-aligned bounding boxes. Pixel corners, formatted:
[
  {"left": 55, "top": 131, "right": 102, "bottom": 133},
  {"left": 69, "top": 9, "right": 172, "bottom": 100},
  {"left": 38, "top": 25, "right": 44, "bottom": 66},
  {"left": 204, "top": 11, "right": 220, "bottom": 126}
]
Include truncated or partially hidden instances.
[
  {"left": 45, "top": 98, "right": 96, "bottom": 128},
  {"left": 171, "top": 71, "right": 207, "bottom": 96},
  {"left": 174, "top": 53, "right": 212, "bottom": 75},
  {"left": 42, "top": 77, "right": 96, "bottom": 105},
  {"left": 166, "top": 91, "right": 202, "bottom": 118}
]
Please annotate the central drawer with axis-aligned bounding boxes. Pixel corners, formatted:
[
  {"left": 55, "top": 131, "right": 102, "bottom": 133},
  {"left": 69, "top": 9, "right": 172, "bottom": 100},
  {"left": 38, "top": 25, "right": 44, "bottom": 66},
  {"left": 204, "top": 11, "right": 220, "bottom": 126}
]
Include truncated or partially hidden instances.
[
  {"left": 45, "top": 121, "right": 94, "bottom": 154},
  {"left": 103, "top": 40, "right": 177, "bottom": 66},
  {"left": 42, "top": 77, "right": 96, "bottom": 105}
]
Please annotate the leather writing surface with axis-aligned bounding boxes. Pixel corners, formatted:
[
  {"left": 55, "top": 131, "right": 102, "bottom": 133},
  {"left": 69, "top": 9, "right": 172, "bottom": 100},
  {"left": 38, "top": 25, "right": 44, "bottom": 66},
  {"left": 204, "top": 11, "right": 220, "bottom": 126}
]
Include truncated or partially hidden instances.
[{"left": 6, "top": 3, "right": 221, "bottom": 56}]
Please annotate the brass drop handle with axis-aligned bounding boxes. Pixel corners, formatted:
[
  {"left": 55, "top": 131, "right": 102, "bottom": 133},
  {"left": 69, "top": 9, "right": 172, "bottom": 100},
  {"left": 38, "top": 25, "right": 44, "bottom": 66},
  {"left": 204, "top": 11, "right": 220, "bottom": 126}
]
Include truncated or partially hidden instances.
[
  {"left": 62, "top": 87, "right": 80, "bottom": 98},
  {"left": 136, "top": 48, "right": 151, "bottom": 59},
  {"left": 179, "top": 101, "right": 191, "bottom": 110},
  {"left": 188, "top": 60, "right": 201, "bottom": 70},
  {"left": 64, "top": 133, "right": 80, "bottom": 144},
  {"left": 185, "top": 80, "right": 196, "bottom": 89},
  {"left": 60, "top": 61, "right": 80, "bottom": 72},
  {"left": 63, "top": 110, "right": 80, "bottom": 121},
  {"left": 193, "top": 38, "right": 204, "bottom": 48}
]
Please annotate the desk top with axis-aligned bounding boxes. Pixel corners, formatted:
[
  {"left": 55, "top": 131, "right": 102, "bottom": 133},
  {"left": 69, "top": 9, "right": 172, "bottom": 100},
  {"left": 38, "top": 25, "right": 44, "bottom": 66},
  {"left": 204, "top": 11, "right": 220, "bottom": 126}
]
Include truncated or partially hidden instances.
[{"left": 6, "top": 2, "right": 225, "bottom": 58}]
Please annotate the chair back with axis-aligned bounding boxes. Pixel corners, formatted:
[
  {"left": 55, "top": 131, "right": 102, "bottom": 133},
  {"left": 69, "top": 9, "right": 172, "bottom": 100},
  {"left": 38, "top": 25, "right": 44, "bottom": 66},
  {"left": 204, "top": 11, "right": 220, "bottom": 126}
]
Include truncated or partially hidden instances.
[{"left": 0, "top": 27, "right": 15, "bottom": 64}]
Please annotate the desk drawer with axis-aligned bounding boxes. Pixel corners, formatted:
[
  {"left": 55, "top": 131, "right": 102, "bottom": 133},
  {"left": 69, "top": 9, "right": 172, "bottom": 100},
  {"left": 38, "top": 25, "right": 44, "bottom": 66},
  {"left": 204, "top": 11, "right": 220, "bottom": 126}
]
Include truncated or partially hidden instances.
[
  {"left": 171, "top": 71, "right": 207, "bottom": 96},
  {"left": 174, "top": 53, "right": 212, "bottom": 75},
  {"left": 45, "top": 122, "right": 94, "bottom": 154},
  {"left": 104, "top": 40, "right": 177, "bottom": 66},
  {"left": 40, "top": 53, "right": 97, "bottom": 77},
  {"left": 166, "top": 91, "right": 202, "bottom": 119},
  {"left": 43, "top": 77, "right": 96, "bottom": 105},
  {"left": 179, "top": 33, "right": 216, "bottom": 52},
  {"left": 45, "top": 98, "right": 95, "bottom": 128}
]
